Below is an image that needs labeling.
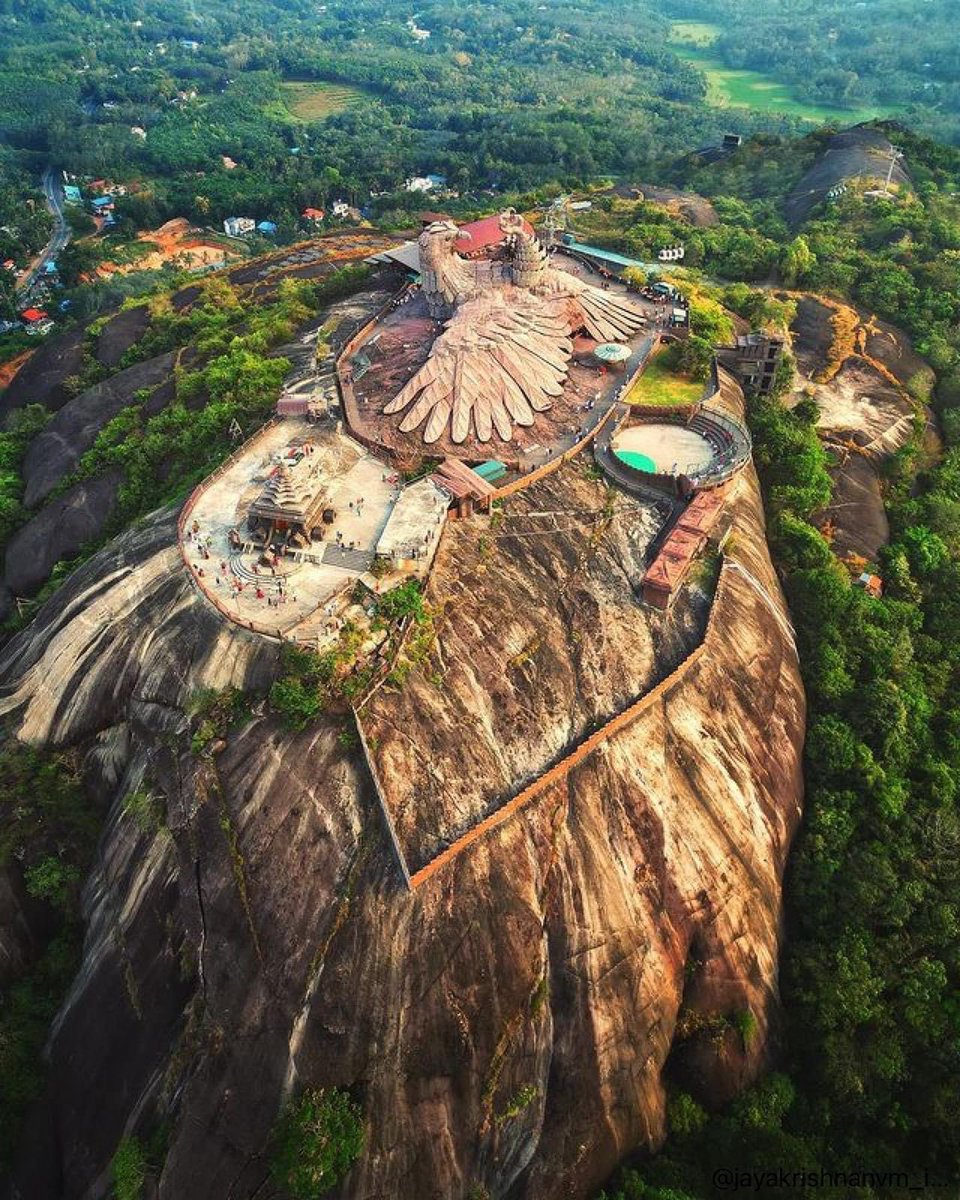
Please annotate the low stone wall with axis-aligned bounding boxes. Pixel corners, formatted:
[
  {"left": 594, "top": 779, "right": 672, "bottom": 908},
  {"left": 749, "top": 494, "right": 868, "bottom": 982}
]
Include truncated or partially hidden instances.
[
  {"left": 625, "top": 402, "right": 699, "bottom": 421},
  {"left": 354, "top": 715, "right": 412, "bottom": 888},
  {"left": 336, "top": 286, "right": 412, "bottom": 461},
  {"left": 490, "top": 339, "right": 659, "bottom": 501},
  {"left": 177, "top": 418, "right": 292, "bottom": 638},
  {"left": 406, "top": 559, "right": 732, "bottom": 889},
  {"left": 490, "top": 405, "right": 619, "bottom": 500}
]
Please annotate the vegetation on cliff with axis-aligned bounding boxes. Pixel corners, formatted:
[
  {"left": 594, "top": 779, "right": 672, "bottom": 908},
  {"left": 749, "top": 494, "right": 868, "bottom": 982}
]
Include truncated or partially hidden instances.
[
  {"left": 602, "top": 280, "right": 960, "bottom": 1196},
  {"left": 269, "top": 1087, "right": 363, "bottom": 1198},
  {"left": 0, "top": 745, "right": 104, "bottom": 1171}
]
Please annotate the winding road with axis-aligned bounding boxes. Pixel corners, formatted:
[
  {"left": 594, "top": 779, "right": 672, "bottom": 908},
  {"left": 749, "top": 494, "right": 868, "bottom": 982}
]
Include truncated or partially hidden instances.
[{"left": 16, "top": 167, "right": 70, "bottom": 303}]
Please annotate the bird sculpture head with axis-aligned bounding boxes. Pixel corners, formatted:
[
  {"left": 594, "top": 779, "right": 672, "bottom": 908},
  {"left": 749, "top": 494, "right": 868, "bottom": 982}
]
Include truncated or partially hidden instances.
[
  {"left": 498, "top": 207, "right": 526, "bottom": 237},
  {"left": 418, "top": 219, "right": 466, "bottom": 269}
]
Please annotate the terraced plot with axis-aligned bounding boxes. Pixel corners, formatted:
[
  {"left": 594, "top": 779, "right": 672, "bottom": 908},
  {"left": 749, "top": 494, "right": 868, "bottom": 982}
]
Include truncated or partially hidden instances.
[{"left": 280, "top": 80, "right": 367, "bottom": 120}]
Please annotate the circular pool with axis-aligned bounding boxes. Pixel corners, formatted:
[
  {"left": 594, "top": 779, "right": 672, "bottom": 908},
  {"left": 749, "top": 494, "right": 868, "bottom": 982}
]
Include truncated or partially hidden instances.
[{"left": 612, "top": 423, "right": 714, "bottom": 476}]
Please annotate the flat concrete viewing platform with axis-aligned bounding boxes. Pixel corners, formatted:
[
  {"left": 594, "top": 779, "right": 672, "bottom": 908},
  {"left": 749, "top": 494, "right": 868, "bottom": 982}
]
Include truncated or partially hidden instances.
[{"left": 180, "top": 418, "right": 438, "bottom": 642}]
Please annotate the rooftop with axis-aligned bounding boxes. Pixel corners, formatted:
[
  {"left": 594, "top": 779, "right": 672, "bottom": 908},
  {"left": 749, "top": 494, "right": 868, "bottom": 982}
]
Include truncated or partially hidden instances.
[{"left": 375, "top": 478, "right": 449, "bottom": 559}]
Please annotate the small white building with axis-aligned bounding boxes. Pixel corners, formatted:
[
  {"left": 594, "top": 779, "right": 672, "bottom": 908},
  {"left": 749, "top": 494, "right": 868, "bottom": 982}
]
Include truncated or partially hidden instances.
[
  {"left": 331, "top": 200, "right": 351, "bottom": 218},
  {"left": 223, "top": 216, "right": 255, "bottom": 237},
  {"left": 405, "top": 173, "right": 446, "bottom": 193},
  {"left": 374, "top": 478, "right": 449, "bottom": 569}
]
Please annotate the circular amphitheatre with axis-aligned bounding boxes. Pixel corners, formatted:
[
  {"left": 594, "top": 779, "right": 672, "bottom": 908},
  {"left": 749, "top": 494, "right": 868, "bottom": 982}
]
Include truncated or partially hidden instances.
[{"left": 612, "top": 423, "right": 714, "bottom": 476}]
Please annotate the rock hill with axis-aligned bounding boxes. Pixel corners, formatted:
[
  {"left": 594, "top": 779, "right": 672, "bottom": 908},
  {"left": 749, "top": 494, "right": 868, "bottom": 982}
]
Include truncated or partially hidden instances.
[{"left": 0, "top": 442, "right": 804, "bottom": 1198}]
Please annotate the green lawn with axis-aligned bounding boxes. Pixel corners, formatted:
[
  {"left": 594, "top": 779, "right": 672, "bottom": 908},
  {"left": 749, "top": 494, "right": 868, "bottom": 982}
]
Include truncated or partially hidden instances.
[
  {"left": 280, "top": 80, "right": 366, "bottom": 120},
  {"left": 672, "top": 44, "right": 887, "bottom": 125},
  {"left": 626, "top": 346, "right": 705, "bottom": 407}
]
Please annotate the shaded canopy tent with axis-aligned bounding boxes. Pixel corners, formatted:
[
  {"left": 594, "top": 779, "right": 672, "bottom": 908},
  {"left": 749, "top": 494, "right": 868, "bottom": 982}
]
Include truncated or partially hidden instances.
[
  {"left": 247, "top": 464, "right": 329, "bottom": 542},
  {"left": 593, "top": 342, "right": 631, "bottom": 369}
]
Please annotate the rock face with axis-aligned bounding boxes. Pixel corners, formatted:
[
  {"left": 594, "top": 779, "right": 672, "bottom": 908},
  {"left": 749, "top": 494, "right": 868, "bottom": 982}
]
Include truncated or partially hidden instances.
[
  {"left": 789, "top": 294, "right": 925, "bottom": 562},
  {"left": 4, "top": 472, "right": 122, "bottom": 597},
  {"left": 21, "top": 350, "right": 178, "bottom": 508},
  {"left": 0, "top": 458, "right": 804, "bottom": 1199},
  {"left": 0, "top": 328, "right": 86, "bottom": 419},
  {"left": 0, "top": 308, "right": 152, "bottom": 419}
]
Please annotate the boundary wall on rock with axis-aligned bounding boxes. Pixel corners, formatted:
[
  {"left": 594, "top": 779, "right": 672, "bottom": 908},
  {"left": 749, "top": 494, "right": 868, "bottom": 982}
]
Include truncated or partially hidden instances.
[
  {"left": 354, "top": 715, "right": 412, "bottom": 887},
  {"left": 402, "top": 558, "right": 733, "bottom": 889}
]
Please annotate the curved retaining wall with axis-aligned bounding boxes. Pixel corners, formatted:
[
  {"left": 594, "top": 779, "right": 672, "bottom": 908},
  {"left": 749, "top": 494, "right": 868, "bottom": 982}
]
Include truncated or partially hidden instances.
[{"left": 176, "top": 418, "right": 295, "bottom": 639}]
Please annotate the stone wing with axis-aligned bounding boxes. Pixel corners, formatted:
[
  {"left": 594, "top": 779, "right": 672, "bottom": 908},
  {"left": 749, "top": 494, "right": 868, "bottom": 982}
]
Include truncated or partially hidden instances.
[
  {"left": 567, "top": 283, "right": 648, "bottom": 342},
  {"left": 540, "top": 265, "right": 648, "bottom": 342},
  {"left": 383, "top": 294, "right": 573, "bottom": 444}
]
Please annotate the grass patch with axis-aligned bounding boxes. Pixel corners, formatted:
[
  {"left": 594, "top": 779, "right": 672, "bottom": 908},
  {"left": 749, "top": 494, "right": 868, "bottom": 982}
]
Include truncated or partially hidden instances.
[
  {"left": 625, "top": 344, "right": 705, "bottom": 407},
  {"left": 280, "top": 80, "right": 366, "bottom": 120},
  {"left": 673, "top": 45, "right": 886, "bottom": 124},
  {"left": 668, "top": 20, "right": 721, "bottom": 48}
]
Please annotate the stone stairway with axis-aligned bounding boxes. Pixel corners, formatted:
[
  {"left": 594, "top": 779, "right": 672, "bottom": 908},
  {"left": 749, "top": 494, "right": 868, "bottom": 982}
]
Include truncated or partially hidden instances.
[
  {"left": 228, "top": 556, "right": 300, "bottom": 591},
  {"left": 321, "top": 544, "right": 374, "bottom": 572}
]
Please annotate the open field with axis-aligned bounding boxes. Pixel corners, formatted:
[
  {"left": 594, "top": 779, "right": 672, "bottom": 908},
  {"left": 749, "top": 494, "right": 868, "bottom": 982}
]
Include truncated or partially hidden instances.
[
  {"left": 626, "top": 345, "right": 705, "bottom": 407},
  {"left": 94, "top": 218, "right": 241, "bottom": 278},
  {"left": 280, "top": 80, "right": 367, "bottom": 120},
  {"left": 672, "top": 43, "right": 886, "bottom": 125},
  {"left": 669, "top": 20, "right": 721, "bottom": 47}
]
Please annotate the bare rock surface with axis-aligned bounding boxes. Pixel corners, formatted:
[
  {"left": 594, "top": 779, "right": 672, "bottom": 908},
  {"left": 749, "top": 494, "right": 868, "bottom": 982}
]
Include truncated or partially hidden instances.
[
  {"left": 789, "top": 293, "right": 924, "bottom": 563},
  {"left": 93, "top": 305, "right": 151, "bottom": 369},
  {"left": 0, "top": 327, "right": 85, "bottom": 418},
  {"left": 0, "top": 451, "right": 803, "bottom": 1199},
  {"left": 21, "top": 350, "right": 177, "bottom": 508},
  {"left": 3, "top": 471, "right": 122, "bottom": 597}
]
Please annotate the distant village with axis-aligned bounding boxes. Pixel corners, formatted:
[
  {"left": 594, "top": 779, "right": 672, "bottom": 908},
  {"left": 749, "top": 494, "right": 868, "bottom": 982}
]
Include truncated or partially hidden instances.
[{"left": 2, "top": 162, "right": 702, "bottom": 345}]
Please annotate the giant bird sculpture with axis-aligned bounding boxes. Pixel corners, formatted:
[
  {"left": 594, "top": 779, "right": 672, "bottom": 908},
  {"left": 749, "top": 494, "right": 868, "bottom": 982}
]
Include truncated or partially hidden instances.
[{"left": 383, "top": 211, "right": 647, "bottom": 444}]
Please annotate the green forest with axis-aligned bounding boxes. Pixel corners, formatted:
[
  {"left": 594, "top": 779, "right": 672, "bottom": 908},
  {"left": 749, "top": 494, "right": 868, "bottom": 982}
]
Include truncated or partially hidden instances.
[{"left": 0, "top": 0, "right": 958, "bottom": 250}]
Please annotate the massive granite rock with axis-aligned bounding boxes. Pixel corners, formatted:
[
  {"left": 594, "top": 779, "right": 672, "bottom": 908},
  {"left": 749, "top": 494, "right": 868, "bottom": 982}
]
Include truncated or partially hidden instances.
[
  {"left": 0, "top": 327, "right": 86, "bottom": 419},
  {"left": 0, "top": 456, "right": 804, "bottom": 1199},
  {"left": 4, "top": 472, "right": 122, "bottom": 598},
  {"left": 21, "top": 350, "right": 178, "bottom": 508}
]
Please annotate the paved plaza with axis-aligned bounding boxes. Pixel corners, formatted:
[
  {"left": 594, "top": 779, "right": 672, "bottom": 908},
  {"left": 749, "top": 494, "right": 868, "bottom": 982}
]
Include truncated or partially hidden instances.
[{"left": 182, "top": 419, "right": 402, "bottom": 639}]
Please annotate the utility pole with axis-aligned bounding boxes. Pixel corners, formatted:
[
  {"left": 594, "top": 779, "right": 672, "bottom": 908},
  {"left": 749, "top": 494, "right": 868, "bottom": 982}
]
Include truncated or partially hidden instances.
[{"left": 883, "top": 147, "right": 903, "bottom": 196}]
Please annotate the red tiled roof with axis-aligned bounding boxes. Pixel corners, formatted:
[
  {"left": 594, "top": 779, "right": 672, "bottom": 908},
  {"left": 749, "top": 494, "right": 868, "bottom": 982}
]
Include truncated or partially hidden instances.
[
  {"left": 21, "top": 308, "right": 47, "bottom": 322},
  {"left": 676, "top": 489, "right": 725, "bottom": 537},
  {"left": 644, "top": 527, "right": 704, "bottom": 591},
  {"left": 303, "top": 207, "right": 325, "bottom": 220},
  {"left": 456, "top": 214, "right": 534, "bottom": 251}
]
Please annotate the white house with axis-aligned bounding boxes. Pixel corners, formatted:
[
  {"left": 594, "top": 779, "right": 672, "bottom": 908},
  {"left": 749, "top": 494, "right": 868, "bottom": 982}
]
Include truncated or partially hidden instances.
[
  {"left": 223, "top": 216, "right": 256, "bottom": 238},
  {"left": 405, "top": 173, "right": 446, "bottom": 193}
]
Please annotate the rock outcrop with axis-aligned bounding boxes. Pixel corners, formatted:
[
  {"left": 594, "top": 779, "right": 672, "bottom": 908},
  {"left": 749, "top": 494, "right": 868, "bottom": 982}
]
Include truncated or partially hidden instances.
[
  {"left": 4, "top": 472, "right": 122, "bottom": 598},
  {"left": 21, "top": 350, "right": 179, "bottom": 508},
  {"left": 0, "top": 455, "right": 804, "bottom": 1199}
]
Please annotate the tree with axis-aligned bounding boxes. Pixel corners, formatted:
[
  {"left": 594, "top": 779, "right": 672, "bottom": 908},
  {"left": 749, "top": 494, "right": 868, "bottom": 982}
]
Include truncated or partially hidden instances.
[
  {"left": 781, "top": 235, "right": 815, "bottom": 287},
  {"left": 270, "top": 1088, "right": 363, "bottom": 1199},
  {"left": 676, "top": 334, "right": 714, "bottom": 381}
]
